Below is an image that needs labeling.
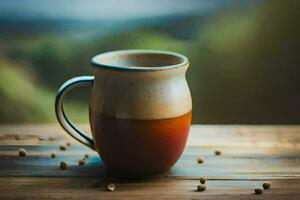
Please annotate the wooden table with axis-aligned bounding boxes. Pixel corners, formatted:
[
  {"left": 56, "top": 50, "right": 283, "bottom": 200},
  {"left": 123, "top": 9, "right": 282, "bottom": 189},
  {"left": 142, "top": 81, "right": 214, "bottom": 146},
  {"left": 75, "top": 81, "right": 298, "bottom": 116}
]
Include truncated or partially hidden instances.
[{"left": 0, "top": 124, "right": 300, "bottom": 199}]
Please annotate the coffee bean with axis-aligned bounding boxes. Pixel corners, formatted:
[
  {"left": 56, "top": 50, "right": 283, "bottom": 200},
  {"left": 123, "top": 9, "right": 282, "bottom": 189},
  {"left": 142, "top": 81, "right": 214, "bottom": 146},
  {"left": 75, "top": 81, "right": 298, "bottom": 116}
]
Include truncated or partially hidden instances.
[
  {"left": 84, "top": 153, "right": 89, "bottom": 159},
  {"left": 59, "top": 145, "right": 66, "bottom": 151},
  {"left": 262, "top": 182, "right": 270, "bottom": 190},
  {"left": 78, "top": 159, "right": 85, "bottom": 166},
  {"left": 254, "top": 188, "right": 263, "bottom": 195},
  {"left": 59, "top": 161, "right": 67, "bottom": 170},
  {"left": 214, "top": 150, "right": 221, "bottom": 156},
  {"left": 50, "top": 152, "right": 56, "bottom": 158},
  {"left": 199, "top": 177, "right": 206, "bottom": 184},
  {"left": 197, "top": 157, "right": 204, "bottom": 164},
  {"left": 66, "top": 142, "right": 71, "bottom": 147},
  {"left": 197, "top": 184, "right": 206, "bottom": 192},
  {"left": 18, "top": 148, "right": 27, "bottom": 157},
  {"left": 106, "top": 183, "right": 116, "bottom": 191}
]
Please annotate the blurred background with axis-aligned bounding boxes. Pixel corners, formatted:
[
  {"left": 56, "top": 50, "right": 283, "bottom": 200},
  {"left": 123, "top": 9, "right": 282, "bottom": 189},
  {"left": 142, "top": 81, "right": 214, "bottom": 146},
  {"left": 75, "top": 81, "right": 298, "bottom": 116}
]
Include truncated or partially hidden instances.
[{"left": 0, "top": 0, "right": 299, "bottom": 124}]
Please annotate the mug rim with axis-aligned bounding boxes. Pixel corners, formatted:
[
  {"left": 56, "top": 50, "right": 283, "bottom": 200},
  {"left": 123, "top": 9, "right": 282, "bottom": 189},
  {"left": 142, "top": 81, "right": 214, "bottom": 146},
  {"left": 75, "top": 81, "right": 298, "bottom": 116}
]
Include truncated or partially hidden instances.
[{"left": 91, "top": 49, "right": 189, "bottom": 71}]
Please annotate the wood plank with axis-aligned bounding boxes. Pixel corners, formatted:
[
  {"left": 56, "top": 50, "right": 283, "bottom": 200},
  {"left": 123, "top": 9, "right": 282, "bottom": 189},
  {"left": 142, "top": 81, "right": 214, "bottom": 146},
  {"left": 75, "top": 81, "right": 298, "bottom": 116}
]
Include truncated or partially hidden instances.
[
  {"left": 0, "top": 177, "right": 299, "bottom": 200},
  {"left": 1, "top": 125, "right": 300, "bottom": 148},
  {"left": 0, "top": 145, "right": 299, "bottom": 179},
  {"left": 0, "top": 125, "right": 300, "bottom": 180},
  {"left": 1, "top": 125, "right": 300, "bottom": 199},
  {"left": 188, "top": 125, "right": 300, "bottom": 148}
]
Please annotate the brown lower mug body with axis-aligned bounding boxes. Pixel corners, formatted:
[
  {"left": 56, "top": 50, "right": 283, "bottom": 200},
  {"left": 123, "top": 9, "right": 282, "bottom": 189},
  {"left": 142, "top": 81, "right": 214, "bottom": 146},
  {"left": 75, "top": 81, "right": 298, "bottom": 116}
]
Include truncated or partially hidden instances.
[{"left": 90, "top": 110, "right": 192, "bottom": 178}]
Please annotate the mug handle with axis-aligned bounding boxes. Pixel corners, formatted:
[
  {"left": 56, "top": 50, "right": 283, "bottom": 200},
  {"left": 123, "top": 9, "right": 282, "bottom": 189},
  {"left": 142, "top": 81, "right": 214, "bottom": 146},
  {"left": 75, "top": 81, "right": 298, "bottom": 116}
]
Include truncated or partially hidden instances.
[{"left": 55, "top": 76, "right": 96, "bottom": 150}]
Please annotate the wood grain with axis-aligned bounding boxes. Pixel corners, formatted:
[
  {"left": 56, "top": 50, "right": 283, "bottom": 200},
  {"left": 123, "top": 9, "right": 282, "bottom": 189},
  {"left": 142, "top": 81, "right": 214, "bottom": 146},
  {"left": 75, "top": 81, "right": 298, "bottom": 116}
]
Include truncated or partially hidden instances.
[
  {"left": 0, "top": 124, "right": 300, "bottom": 199},
  {"left": 0, "top": 178, "right": 299, "bottom": 200}
]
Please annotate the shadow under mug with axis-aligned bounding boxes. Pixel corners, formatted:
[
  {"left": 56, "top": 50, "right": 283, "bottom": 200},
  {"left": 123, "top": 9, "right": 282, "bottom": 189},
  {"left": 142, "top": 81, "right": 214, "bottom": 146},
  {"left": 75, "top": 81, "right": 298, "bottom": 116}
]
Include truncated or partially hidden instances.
[{"left": 55, "top": 50, "right": 192, "bottom": 178}]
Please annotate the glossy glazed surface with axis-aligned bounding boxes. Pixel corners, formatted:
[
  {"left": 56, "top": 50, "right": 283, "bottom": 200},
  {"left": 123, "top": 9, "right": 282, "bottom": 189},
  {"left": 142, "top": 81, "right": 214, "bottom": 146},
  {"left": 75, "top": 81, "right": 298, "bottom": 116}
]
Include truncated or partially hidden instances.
[
  {"left": 90, "top": 110, "right": 192, "bottom": 177},
  {"left": 89, "top": 50, "right": 192, "bottom": 177}
]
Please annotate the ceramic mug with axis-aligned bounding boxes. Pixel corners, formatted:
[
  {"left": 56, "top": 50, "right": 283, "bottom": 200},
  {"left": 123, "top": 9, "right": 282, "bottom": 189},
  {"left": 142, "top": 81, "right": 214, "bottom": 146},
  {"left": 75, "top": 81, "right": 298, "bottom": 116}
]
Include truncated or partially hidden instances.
[{"left": 55, "top": 50, "right": 192, "bottom": 177}]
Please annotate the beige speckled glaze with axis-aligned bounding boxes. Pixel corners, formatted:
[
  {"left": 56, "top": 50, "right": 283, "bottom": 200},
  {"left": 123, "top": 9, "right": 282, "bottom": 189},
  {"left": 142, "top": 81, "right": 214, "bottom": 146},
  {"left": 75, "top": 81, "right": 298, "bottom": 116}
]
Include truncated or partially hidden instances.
[{"left": 90, "top": 50, "right": 192, "bottom": 120}]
